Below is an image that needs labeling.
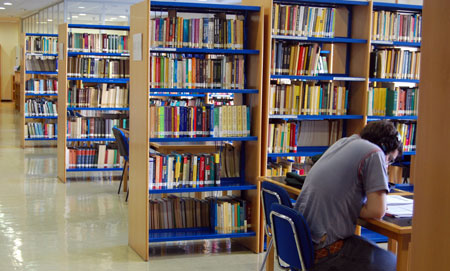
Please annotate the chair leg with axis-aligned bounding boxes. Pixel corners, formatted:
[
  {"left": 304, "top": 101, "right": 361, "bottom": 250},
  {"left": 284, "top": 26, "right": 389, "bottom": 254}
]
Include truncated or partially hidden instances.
[
  {"left": 259, "top": 238, "right": 274, "bottom": 271},
  {"left": 123, "top": 161, "right": 129, "bottom": 193},
  {"left": 118, "top": 168, "right": 125, "bottom": 194},
  {"left": 126, "top": 187, "right": 129, "bottom": 202}
]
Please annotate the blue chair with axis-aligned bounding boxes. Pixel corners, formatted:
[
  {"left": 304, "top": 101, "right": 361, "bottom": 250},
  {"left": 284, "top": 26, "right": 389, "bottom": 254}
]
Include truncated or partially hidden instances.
[
  {"left": 270, "top": 203, "right": 315, "bottom": 271},
  {"left": 112, "top": 127, "right": 129, "bottom": 200},
  {"left": 260, "top": 181, "right": 294, "bottom": 271}
]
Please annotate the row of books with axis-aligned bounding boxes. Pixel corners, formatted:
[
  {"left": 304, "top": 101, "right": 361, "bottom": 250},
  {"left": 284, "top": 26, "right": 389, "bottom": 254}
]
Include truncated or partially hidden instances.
[
  {"left": 149, "top": 105, "right": 250, "bottom": 138},
  {"left": 372, "top": 11, "right": 422, "bottom": 42},
  {"left": 269, "top": 82, "right": 348, "bottom": 116},
  {"left": 267, "top": 157, "right": 311, "bottom": 177},
  {"left": 149, "top": 196, "right": 251, "bottom": 234},
  {"left": 267, "top": 160, "right": 292, "bottom": 177},
  {"left": 26, "top": 36, "right": 57, "bottom": 54},
  {"left": 68, "top": 84, "right": 129, "bottom": 108},
  {"left": 67, "top": 117, "right": 124, "bottom": 139},
  {"left": 268, "top": 122, "right": 298, "bottom": 154},
  {"left": 367, "top": 87, "right": 418, "bottom": 116},
  {"left": 68, "top": 33, "right": 129, "bottom": 53},
  {"left": 370, "top": 48, "right": 421, "bottom": 80},
  {"left": 26, "top": 56, "right": 57, "bottom": 72},
  {"left": 66, "top": 145, "right": 124, "bottom": 169},
  {"left": 150, "top": 97, "right": 204, "bottom": 107},
  {"left": 25, "top": 78, "right": 58, "bottom": 93},
  {"left": 149, "top": 152, "right": 221, "bottom": 189},
  {"left": 150, "top": 17, "right": 244, "bottom": 49},
  {"left": 272, "top": 4, "right": 336, "bottom": 38},
  {"left": 298, "top": 120, "right": 343, "bottom": 147},
  {"left": 25, "top": 122, "right": 57, "bottom": 139},
  {"left": 68, "top": 56, "right": 129, "bottom": 78},
  {"left": 25, "top": 98, "right": 57, "bottom": 117},
  {"left": 271, "top": 42, "right": 328, "bottom": 76},
  {"left": 396, "top": 122, "right": 416, "bottom": 152},
  {"left": 150, "top": 54, "right": 245, "bottom": 89}
]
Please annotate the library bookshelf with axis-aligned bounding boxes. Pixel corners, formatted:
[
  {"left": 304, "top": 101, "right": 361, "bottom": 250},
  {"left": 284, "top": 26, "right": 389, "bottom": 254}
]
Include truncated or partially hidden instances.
[
  {"left": 20, "top": 33, "right": 59, "bottom": 148},
  {"left": 255, "top": 0, "right": 422, "bottom": 252},
  {"left": 129, "top": 0, "right": 263, "bottom": 260},
  {"left": 57, "top": 24, "right": 130, "bottom": 183}
]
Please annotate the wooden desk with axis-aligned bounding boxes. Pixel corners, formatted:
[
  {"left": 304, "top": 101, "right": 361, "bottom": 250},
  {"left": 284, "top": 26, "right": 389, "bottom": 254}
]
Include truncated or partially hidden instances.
[{"left": 259, "top": 176, "right": 412, "bottom": 271}]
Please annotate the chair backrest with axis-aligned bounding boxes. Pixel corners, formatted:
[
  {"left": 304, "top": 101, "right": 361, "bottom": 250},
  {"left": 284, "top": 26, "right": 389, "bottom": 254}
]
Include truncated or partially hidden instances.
[
  {"left": 112, "top": 127, "right": 129, "bottom": 161},
  {"left": 270, "top": 203, "right": 314, "bottom": 270},
  {"left": 261, "top": 181, "right": 293, "bottom": 235}
]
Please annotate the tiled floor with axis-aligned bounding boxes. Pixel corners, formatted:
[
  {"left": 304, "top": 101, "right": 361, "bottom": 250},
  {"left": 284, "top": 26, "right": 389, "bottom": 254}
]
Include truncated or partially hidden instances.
[{"left": 0, "top": 103, "right": 270, "bottom": 271}]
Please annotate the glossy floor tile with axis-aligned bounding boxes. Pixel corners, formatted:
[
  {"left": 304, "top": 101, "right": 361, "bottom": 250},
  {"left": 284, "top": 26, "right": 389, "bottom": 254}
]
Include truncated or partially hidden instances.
[{"left": 0, "top": 103, "right": 274, "bottom": 271}]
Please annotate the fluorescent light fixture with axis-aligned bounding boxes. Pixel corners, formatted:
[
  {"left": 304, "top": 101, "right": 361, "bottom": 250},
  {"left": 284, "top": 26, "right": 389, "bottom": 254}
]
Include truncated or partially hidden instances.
[
  {"left": 4, "top": 2, "right": 12, "bottom": 5},
  {"left": 0, "top": 7, "right": 5, "bottom": 10},
  {"left": 119, "top": 15, "right": 127, "bottom": 19},
  {"left": 72, "top": 15, "right": 78, "bottom": 18},
  {"left": 79, "top": 13, "right": 86, "bottom": 16},
  {"left": 47, "top": 19, "right": 53, "bottom": 22},
  {"left": 79, "top": 6, "right": 85, "bottom": 9},
  {"left": 110, "top": 17, "right": 117, "bottom": 20}
]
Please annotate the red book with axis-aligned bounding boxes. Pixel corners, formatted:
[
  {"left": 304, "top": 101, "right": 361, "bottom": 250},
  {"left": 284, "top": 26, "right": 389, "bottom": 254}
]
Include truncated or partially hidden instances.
[
  {"left": 199, "top": 155, "right": 205, "bottom": 187},
  {"left": 297, "top": 46, "right": 305, "bottom": 75},
  {"left": 156, "top": 57, "right": 160, "bottom": 88},
  {"left": 159, "top": 156, "right": 163, "bottom": 189},
  {"left": 202, "top": 107, "right": 206, "bottom": 137}
]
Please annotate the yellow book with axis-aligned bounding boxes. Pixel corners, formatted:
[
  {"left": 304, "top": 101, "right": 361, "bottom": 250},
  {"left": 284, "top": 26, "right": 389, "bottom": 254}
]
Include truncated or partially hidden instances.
[
  {"left": 289, "top": 45, "right": 295, "bottom": 75},
  {"left": 268, "top": 123, "right": 275, "bottom": 153},
  {"left": 285, "top": 85, "right": 291, "bottom": 115},
  {"left": 192, "top": 155, "right": 197, "bottom": 188},
  {"left": 237, "top": 105, "right": 242, "bottom": 137},
  {"left": 293, "top": 84, "right": 300, "bottom": 115},
  {"left": 386, "top": 50, "right": 392, "bottom": 78},
  {"left": 286, "top": 123, "right": 290, "bottom": 153},
  {"left": 373, "top": 11, "right": 378, "bottom": 40},
  {"left": 298, "top": 83, "right": 304, "bottom": 115},
  {"left": 273, "top": 4, "right": 279, "bottom": 35},
  {"left": 303, "top": 84, "right": 309, "bottom": 114}
]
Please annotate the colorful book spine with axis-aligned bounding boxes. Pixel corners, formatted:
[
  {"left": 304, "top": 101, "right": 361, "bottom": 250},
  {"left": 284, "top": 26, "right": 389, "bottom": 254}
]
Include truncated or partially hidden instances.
[
  {"left": 67, "top": 117, "right": 125, "bottom": 139},
  {"left": 68, "top": 33, "right": 129, "bottom": 53},
  {"left": 25, "top": 122, "right": 57, "bottom": 139},
  {"left": 370, "top": 49, "right": 421, "bottom": 80},
  {"left": 66, "top": 145, "right": 124, "bottom": 169},
  {"left": 24, "top": 98, "right": 58, "bottom": 117},
  {"left": 372, "top": 10, "right": 422, "bottom": 42},
  {"left": 26, "top": 36, "right": 58, "bottom": 54},
  {"left": 67, "top": 84, "right": 129, "bottom": 108},
  {"left": 367, "top": 87, "right": 419, "bottom": 116},
  {"left": 25, "top": 79, "right": 58, "bottom": 93},
  {"left": 67, "top": 56, "right": 129, "bottom": 78}
]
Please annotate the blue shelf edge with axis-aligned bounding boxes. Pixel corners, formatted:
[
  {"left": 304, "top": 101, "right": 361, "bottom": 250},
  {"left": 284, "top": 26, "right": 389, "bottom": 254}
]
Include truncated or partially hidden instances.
[
  {"left": 150, "top": 94, "right": 206, "bottom": 97},
  {"left": 150, "top": 47, "right": 259, "bottom": 55},
  {"left": 268, "top": 146, "right": 328, "bottom": 157},
  {"left": 367, "top": 116, "right": 417, "bottom": 121},
  {"left": 25, "top": 116, "right": 58, "bottom": 119},
  {"left": 67, "top": 107, "right": 129, "bottom": 111},
  {"left": 150, "top": 1, "right": 260, "bottom": 12},
  {"left": 26, "top": 33, "right": 58, "bottom": 37},
  {"left": 361, "top": 227, "right": 388, "bottom": 243},
  {"left": 370, "top": 78, "right": 419, "bottom": 83},
  {"left": 371, "top": 40, "right": 421, "bottom": 47},
  {"left": 150, "top": 136, "right": 257, "bottom": 143},
  {"left": 273, "top": 0, "right": 368, "bottom": 6},
  {"left": 403, "top": 151, "right": 416, "bottom": 156},
  {"left": 149, "top": 181, "right": 256, "bottom": 194},
  {"left": 270, "top": 114, "right": 363, "bottom": 120},
  {"left": 271, "top": 75, "right": 365, "bottom": 81},
  {"left": 68, "top": 52, "right": 129, "bottom": 57},
  {"left": 150, "top": 88, "right": 258, "bottom": 94},
  {"left": 272, "top": 35, "right": 366, "bottom": 44},
  {"left": 149, "top": 228, "right": 256, "bottom": 243},
  {"left": 67, "top": 138, "right": 115, "bottom": 142},
  {"left": 372, "top": 2, "right": 422, "bottom": 11},
  {"left": 68, "top": 24, "right": 130, "bottom": 30},
  {"left": 25, "top": 93, "right": 58, "bottom": 96},
  {"left": 67, "top": 168, "right": 124, "bottom": 172},
  {"left": 25, "top": 138, "right": 57, "bottom": 141},
  {"left": 26, "top": 71, "right": 58, "bottom": 75},
  {"left": 67, "top": 77, "right": 129, "bottom": 83}
]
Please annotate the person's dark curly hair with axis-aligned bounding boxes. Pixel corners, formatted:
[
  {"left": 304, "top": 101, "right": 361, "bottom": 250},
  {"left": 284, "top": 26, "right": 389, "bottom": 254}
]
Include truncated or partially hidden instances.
[{"left": 360, "top": 120, "right": 403, "bottom": 156}]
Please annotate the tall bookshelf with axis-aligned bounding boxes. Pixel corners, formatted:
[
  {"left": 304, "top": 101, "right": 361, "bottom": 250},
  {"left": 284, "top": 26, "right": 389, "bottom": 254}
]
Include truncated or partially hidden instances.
[
  {"left": 57, "top": 24, "right": 130, "bottom": 183},
  {"left": 368, "top": 2, "right": 422, "bottom": 183},
  {"left": 20, "top": 33, "right": 59, "bottom": 147},
  {"left": 129, "top": 0, "right": 264, "bottom": 260}
]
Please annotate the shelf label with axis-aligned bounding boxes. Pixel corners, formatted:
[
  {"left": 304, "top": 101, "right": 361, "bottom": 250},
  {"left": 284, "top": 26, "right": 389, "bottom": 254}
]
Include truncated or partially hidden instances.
[
  {"left": 333, "top": 77, "right": 365, "bottom": 81},
  {"left": 133, "top": 33, "right": 142, "bottom": 61},
  {"left": 373, "top": 40, "right": 394, "bottom": 45},
  {"left": 59, "top": 42, "right": 64, "bottom": 61}
]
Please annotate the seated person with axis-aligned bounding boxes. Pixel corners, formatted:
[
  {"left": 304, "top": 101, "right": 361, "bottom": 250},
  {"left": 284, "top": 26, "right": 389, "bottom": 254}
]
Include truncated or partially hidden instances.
[{"left": 294, "top": 120, "right": 401, "bottom": 271}]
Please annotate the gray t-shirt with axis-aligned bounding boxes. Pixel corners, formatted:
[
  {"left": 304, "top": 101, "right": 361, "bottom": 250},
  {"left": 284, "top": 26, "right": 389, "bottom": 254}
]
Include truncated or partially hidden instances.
[{"left": 294, "top": 134, "right": 389, "bottom": 249}]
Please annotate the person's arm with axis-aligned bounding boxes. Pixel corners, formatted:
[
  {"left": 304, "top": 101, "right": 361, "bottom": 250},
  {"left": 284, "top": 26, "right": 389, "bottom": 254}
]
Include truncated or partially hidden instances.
[{"left": 360, "top": 190, "right": 387, "bottom": 220}]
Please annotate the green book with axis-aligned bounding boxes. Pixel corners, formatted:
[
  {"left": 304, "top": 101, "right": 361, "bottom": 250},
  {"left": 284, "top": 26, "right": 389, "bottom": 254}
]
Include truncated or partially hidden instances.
[{"left": 386, "top": 88, "right": 397, "bottom": 116}]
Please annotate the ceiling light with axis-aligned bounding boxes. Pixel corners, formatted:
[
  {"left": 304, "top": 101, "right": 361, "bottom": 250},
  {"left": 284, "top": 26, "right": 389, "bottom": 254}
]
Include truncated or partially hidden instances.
[
  {"left": 4, "top": 2, "right": 12, "bottom": 5},
  {"left": 79, "top": 6, "right": 85, "bottom": 9},
  {"left": 119, "top": 15, "right": 127, "bottom": 19},
  {"left": 47, "top": 19, "right": 53, "bottom": 22},
  {"left": 0, "top": 7, "right": 5, "bottom": 10},
  {"left": 110, "top": 17, "right": 117, "bottom": 20},
  {"left": 79, "top": 13, "right": 86, "bottom": 16},
  {"left": 72, "top": 15, "right": 78, "bottom": 18}
]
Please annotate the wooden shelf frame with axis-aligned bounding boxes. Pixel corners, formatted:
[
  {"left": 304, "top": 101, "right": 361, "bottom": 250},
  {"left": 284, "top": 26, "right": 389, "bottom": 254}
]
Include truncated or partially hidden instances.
[
  {"left": 20, "top": 33, "right": 59, "bottom": 148},
  {"left": 57, "top": 23, "right": 130, "bottom": 183},
  {"left": 128, "top": 0, "right": 264, "bottom": 261}
]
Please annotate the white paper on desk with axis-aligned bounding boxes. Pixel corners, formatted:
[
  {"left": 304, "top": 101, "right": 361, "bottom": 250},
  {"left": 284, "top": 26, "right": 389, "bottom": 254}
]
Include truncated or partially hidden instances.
[
  {"left": 386, "top": 204, "right": 413, "bottom": 218},
  {"left": 386, "top": 195, "right": 413, "bottom": 205}
]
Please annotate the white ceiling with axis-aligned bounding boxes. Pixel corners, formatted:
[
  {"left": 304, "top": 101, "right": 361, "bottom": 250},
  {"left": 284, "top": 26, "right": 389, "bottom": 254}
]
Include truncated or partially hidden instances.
[{"left": 0, "top": 0, "right": 62, "bottom": 18}]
